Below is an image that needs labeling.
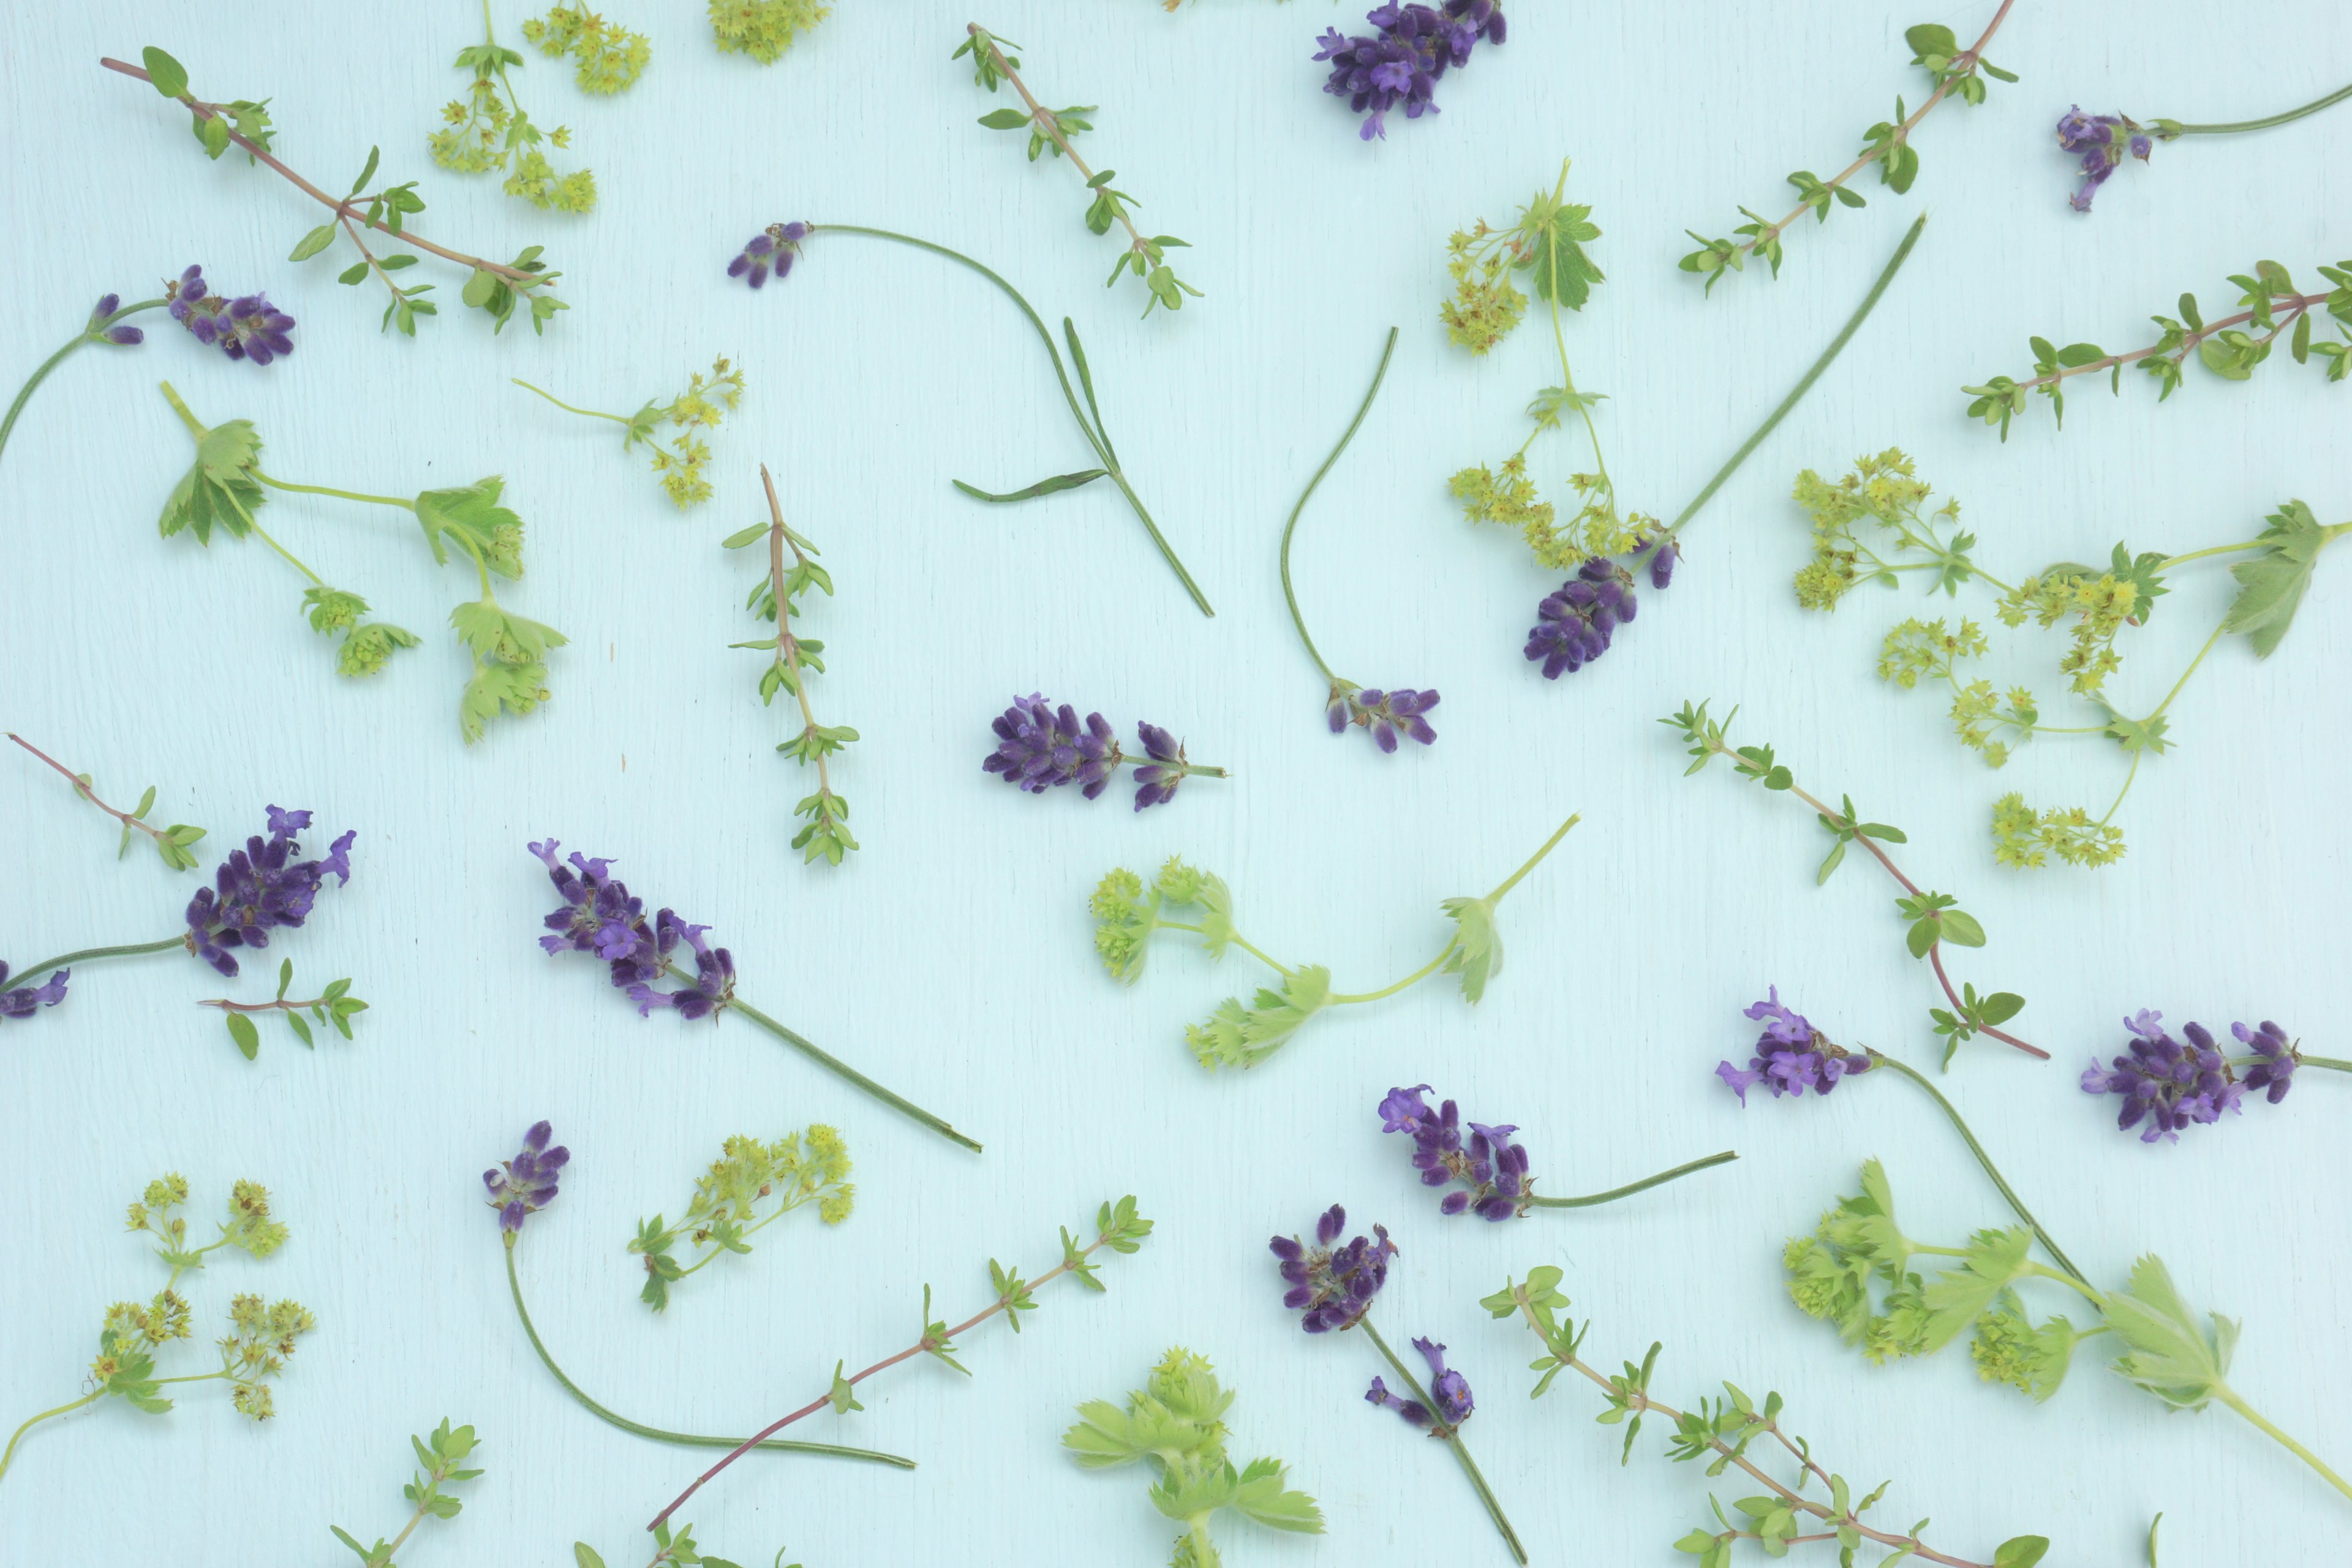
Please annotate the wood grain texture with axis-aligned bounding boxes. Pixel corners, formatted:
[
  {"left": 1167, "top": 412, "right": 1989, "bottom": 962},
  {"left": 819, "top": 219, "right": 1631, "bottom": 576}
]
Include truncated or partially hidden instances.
[{"left": 3, "top": 1, "right": 2348, "bottom": 1562}]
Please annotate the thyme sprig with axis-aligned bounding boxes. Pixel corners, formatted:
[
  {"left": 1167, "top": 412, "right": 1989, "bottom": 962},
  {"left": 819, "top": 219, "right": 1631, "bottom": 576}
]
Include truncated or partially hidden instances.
[
  {"left": 107, "top": 50, "right": 564, "bottom": 335},
  {"left": 8, "top": 733, "right": 207, "bottom": 871},
  {"left": 330, "top": 1420, "right": 483, "bottom": 1568}
]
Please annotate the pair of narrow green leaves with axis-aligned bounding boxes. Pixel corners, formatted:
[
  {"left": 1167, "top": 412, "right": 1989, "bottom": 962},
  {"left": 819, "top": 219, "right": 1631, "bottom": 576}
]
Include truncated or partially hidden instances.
[{"left": 221, "top": 959, "right": 367, "bottom": 1061}]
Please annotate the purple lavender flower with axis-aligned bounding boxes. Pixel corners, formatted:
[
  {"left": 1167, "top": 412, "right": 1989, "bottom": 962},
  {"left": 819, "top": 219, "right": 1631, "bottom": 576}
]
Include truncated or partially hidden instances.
[
  {"left": 164, "top": 265, "right": 293, "bottom": 363},
  {"left": 1269, "top": 1204, "right": 1396, "bottom": 1333},
  {"left": 1716, "top": 987, "right": 1871, "bottom": 1105},
  {"left": 982, "top": 695, "right": 1219, "bottom": 810},
  {"left": 1378, "top": 1085, "right": 1532, "bottom": 1220},
  {"left": 182, "top": 808, "right": 357, "bottom": 978},
  {"left": 1364, "top": 1374, "right": 1431, "bottom": 1427},
  {"left": 1314, "top": 2, "right": 1508, "bottom": 141},
  {"left": 88, "top": 293, "right": 144, "bottom": 346},
  {"left": 2056, "top": 107, "right": 2150, "bottom": 213},
  {"left": 1326, "top": 684, "right": 1440, "bottom": 753},
  {"left": 729, "top": 221, "right": 811, "bottom": 288},
  {"left": 2237, "top": 1019, "right": 2297, "bottom": 1104},
  {"left": 1366, "top": 1336, "right": 1474, "bottom": 1430},
  {"left": 625, "top": 912, "right": 736, "bottom": 1020},
  {"left": 2079, "top": 1009, "right": 2273, "bottom": 1144},
  {"left": 0, "top": 962, "right": 70, "bottom": 1022},
  {"left": 484, "top": 1119, "right": 569, "bottom": 1234},
  {"left": 1526, "top": 557, "right": 1637, "bottom": 679},
  {"left": 1643, "top": 535, "right": 1679, "bottom": 591}
]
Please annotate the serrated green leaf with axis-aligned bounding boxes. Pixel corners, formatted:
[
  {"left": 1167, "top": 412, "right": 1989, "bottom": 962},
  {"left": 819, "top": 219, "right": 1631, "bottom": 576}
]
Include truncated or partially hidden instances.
[{"left": 2222, "top": 499, "right": 2334, "bottom": 658}]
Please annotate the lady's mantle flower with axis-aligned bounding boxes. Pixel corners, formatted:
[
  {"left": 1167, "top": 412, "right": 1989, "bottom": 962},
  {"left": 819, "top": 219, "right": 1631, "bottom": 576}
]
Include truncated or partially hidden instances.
[
  {"left": 89, "top": 293, "right": 144, "bottom": 346},
  {"left": 1314, "top": 2, "right": 1508, "bottom": 141},
  {"left": 982, "top": 694, "right": 1219, "bottom": 812},
  {"left": 1378, "top": 1085, "right": 1530, "bottom": 1220},
  {"left": 528, "top": 840, "right": 736, "bottom": 1015},
  {"left": 165, "top": 266, "right": 296, "bottom": 364},
  {"left": 1717, "top": 988, "right": 1872, "bottom": 1104},
  {"left": 484, "top": 1119, "right": 569, "bottom": 1233},
  {"left": 1270, "top": 1204, "right": 1396, "bottom": 1333},
  {"left": 1327, "top": 684, "right": 1439, "bottom": 753},
  {"left": 183, "top": 808, "right": 356, "bottom": 978},
  {"left": 2079, "top": 1009, "right": 2296, "bottom": 1144},
  {"left": 1, "top": 961, "right": 70, "bottom": 1021},
  {"left": 1525, "top": 557, "right": 1638, "bottom": 679},
  {"left": 728, "top": 221, "right": 810, "bottom": 288},
  {"left": 2056, "top": 107, "right": 2151, "bottom": 213},
  {"left": 1367, "top": 1336, "right": 1475, "bottom": 1430}
]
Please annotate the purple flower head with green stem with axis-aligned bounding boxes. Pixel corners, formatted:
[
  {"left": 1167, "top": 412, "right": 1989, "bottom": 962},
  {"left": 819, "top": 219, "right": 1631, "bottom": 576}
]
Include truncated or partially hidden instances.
[
  {"left": 1717, "top": 987, "right": 1872, "bottom": 1104},
  {"left": 485, "top": 1119, "right": 568, "bottom": 1233},
  {"left": 2054, "top": 107, "right": 2151, "bottom": 213},
  {"left": 981, "top": 695, "right": 1225, "bottom": 811},
  {"left": 1269, "top": 1204, "right": 1395, "bottom": 1334},
  {"left": 727, "top": 221, "right": 810, "bottom": 288},
  {"left": 1313, "top": 2, "right": 1507, "bottom": 141},
  {"left": 88, "top": 293, "right": 144, "bottom": 346},
  {"left": 627, "top": 913, "right": 735, "bottom": 1020},
  {"left": 0, "top": 962, "right": 70, "bottom": 1021},
  {"left": 2075, "top": 1009, "right": 2343, "bottom": 1145},
  {"left": 1380, "top": 1084, "right": 1737, "bottom": 1218},
  {"left": 1282, "top": 328, "right": 1440, "bottom": 751},
  {"left": 183, "top": 807, "right": 357, "bottom": 978},
  {"left": 165, "top": 265, "right": 296, "bottom": 363},
  {"left": 1366, "top": 1336, "right": 1474, "bottom": 1430}
]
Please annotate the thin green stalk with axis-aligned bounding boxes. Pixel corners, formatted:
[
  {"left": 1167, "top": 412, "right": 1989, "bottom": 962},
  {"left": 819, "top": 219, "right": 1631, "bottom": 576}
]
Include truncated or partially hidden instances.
[
  {"left": 1359, "top": 1318, "right": 1526, "bottom": 1565},
  {"left": 250, "top": 469, "right": 415, "bottom": 511},
  {"left": 1, "top": 300, "right": 163, "bottom": 466},
  {"left": 2215, "top": 1385, "right": 2352, "bottom": 1503},
  {"left": 2163, "top": 81, "right": 2352, "bottom": 137},
  {"left": 512, "top": 377, "right": 628, "bottom": 426},
  {"left": 214, "top": 478, "right": 330, "bottom": 587},
  {"left": 2143, "top": 623, "right": 2225, "bottom": 725},
  {"left": 501, "top": 1237, "right": 913, "bottom": 1469},
  {"left": 2098, "top": 750, "right": 2143, "bottom": 827},
  {"left": 812, "top": 222, "right": 1212, "bottom": 617},
  {"left": 1327, "top": 949, "right": 1451, "bottom": 1006},
  {"left": 1865, "top": 1052, "right": 2089, "bottom": 1287},
  {"left": 1663, "top": 214, "right": 1926, "bottom": 543},
  {"left": 0, "top": 1392, "right": 102, "bottom": 1483},
  {"left": 2296, "top": 1055, "right": 2352, "bottom": 1073},
  {"left": 1155, "top": 921, "right": 1293, "bottom": 978},
  {"left": 7, "top": 935, "right": 187, "bottom": 990},
  {"left": 720, "top": 993, "right": 982, "bottom": 1154},
  {"left": 1280, "top": 326, "right": 1396, "bottom": 684},
  {"left": 1525, "top": 1150, "right": 1739, "bottom": 1208},
  {"left": 2158, "top": 539, "right": 2264, "bottom": 570},
  {"left": 1485, "top": 813, "right": 1579, "bottom": 903}
]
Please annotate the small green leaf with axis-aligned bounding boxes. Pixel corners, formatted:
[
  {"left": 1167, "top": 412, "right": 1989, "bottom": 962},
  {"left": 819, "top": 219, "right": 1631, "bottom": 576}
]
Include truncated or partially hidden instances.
[
  {"left": 575, "top": 1548, "right": 607, "bottom": 1568},
  {"left": 290, "top": 224, "right": 337, "bottom": 262},
  {"left": 227, "top": 1013, "right": 260, "bottom": 1060},
  {"left": 951, "top": 470, "right": 1108, "bottom": 503},
  {"left": 978, "top": 107, "right": 1030, "bottom": 129},
  {"left": 141, "top": 47, "right": 189, "bottom": 99},
  {"left": 1994, "top": 1537, "right": 2050, "bottom": 1568},
  {"left": 1936, "top": 910, "right": 1987, "bottom": 948}
]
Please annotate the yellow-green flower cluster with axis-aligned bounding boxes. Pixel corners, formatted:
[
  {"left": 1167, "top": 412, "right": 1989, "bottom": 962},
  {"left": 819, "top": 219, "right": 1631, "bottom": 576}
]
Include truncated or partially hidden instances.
[
  {"left": 1997, "top": 571, "right": 2139, "bottom": 695},
  {"left": 1451, "top": 455, "right": 1646, "bottom": 571},
  {"left": 523, "top": 5, "right": 652, "bottom": 94},
  {"left": 690, "top": 1127, "right": 855, "bottom": 1234},
  {"left": 1441, "top": 220, "right": 1528, "bottom": 355},
  {"left": 221, "top": 1294, "right": 318, "bottom": 1419},
  {"left": 1991, "top": 793, "right": 2126, "bottom": 869},
  {"left": 428, "top": 66, "right": 596, "bottom": 214},
  {"left": 646, "top": 356, "right": 747, "bottom": 507},
  {"left": 709, "top": 0, "right": 831, "bottom": 65},
  {"left": 1791, "top": 449, "right": 1950, "bottom": 611}
]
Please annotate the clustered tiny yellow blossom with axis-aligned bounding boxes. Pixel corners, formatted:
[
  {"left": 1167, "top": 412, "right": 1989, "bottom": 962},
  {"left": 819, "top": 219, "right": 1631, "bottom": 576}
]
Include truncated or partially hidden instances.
[
  {"left": 1790, "top": 449, "right": 1943, "bottom": 611},
  {"left": 1991, "top": 792, "right": 2127, "bottom": 869},
  {"left": 709, "top": 0, "right": 832, "bottom": 65},
  {"left": 1440, "top": 221, "right": 1529, "bottom": 355},
  {"left": 522, "top": 5, "right": 652, "bottom": 94},
  {"left": 1998, "top": 572, "right": 2138, "bottom": 695},
  {"left": 646, "top": 357, "right": 747, "bottom": 508}
]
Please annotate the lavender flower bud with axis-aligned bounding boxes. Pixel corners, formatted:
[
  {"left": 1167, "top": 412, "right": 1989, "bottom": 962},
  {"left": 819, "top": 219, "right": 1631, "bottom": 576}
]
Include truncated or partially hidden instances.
[
  {"left": 1716, "top": 987, "right": 1871, "bottom": 1105},
  {"left": 484, "top": 1119, "right": 570, "bottom": 1232},
  {"left": 0, "top": 962, "right": 70, "bottom": 1022}
]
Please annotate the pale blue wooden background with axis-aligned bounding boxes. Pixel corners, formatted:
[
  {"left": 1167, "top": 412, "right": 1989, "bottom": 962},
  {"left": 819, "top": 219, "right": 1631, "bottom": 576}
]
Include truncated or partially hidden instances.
[{"left": 4, "top": 2, "right": 2348, "bottom": 1563}]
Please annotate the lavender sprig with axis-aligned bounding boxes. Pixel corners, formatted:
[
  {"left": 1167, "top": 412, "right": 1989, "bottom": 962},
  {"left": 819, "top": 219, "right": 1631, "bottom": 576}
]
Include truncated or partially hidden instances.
[
  {"left": 488, "top": 1121, "right": 912, "bottom": 1475},
  {"left": 1311, "top": 2, "right": 1509, "bottom": 142},
  {"left": 526, "top": 843, "right": 981, "bottom": 1151},
  {"left": 1270, "top": 1206, "right": 1526, "bottom": 1563},
  {"left": 723, "top": 219, "right": 1213, "bottom": 615},
  {"left": 1378, "top": 1085, "right": 1735, "bottom": 1219},
  {"left": 2057, "top": 81, "right": 2352, "bottom": 212},
  {"left": 1282, "top": 327, "right": 1442, "bottom": 751},
  {"left": 982, "top": 696, "right": 1224, "bottom": 812},
  {"left": 2080, "top": 1011, "right": 2348, "bottom": 1146}
]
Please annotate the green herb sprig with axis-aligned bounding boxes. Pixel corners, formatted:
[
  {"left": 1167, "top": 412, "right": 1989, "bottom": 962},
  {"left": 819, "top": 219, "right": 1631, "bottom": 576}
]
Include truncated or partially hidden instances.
[
  {"left": 576, "top": 1525, "right": 798, "bottom": 1568},
  {"left": 156, "top": 382, "right": 564, "bottom": 743},
  {"left": 107, "top": 49, "right": 564, "bottom": 336},
  {"left": 330, "top": 1420, "right": 484, "bottom": 1568},
  {"left": 1066, "top": 1348, "right": 1324, "bottom": 1567},
  {"left": 719, "top": 469, "right": 859, "bottom": 864},
  {"left": 8, "top": 733, "right": 208, "bottom": 872},
  {"left": 1681, "top": 12, "right": 2015, "bottom": 291},
  {"left": 1791, "top": 451, "right": 2349, "bottom": 867},
  {"left": 958, "top": 24, "right": 1200, "bottom": 316},
  {"left": 1664, "top": 701, "right": 2040, "bottom": 1065},
  {"left": 1, "top": 1177, "right": 312, "bottom": 1485},
  {"left": 1485, "top": 1268, "right": 2049, "bottom": 1568},
  {"left": 429, "top": 0, "right": 598, "bottom": 212},
  {"left": 1093, "top": 818, "right": 1577, "bottom": 1070},
  {"left": 629, "top": 1127, "right": 853, "bottom": 1312},
  {"left": 643, "top": 1197, "right": 1152, "bottom": 1534},
  {"left": 1964, "top": 258, "right": 2352, "bottom": 436},
  {"left": 202, "top": 957, "right": 369, "bottom": 1061},
  {"left": 514, "top": 358, "right": 745, "bottom": 508}
]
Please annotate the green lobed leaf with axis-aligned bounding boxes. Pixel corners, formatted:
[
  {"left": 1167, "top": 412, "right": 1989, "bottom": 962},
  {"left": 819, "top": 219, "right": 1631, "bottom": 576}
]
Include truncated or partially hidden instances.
[{"left": 2222, "top": 499, "right": 2334, "bottom": 658}]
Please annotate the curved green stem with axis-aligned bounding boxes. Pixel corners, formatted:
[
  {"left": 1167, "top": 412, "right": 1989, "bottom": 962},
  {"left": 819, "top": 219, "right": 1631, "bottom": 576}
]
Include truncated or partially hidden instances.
[
  {"left": 2158, "top": 539, "right": 2265, "bottom": 570},
  {"left": 8, "top": 935, "right": 187, "bottom": 989},
  {"left": 2143, "top": 623, "right": 2225, "bottom": 726},
  {"left": 2021, "top": 1260, "right": 2107, "bottom": 1308},
  {"left": 1525, "top": 1150, "right": 1739, "bottom": 1208},
  {"left": 1664, "top": 215, "right": 1926, "bottom": 542},
  {"left": 1, "top": 301, "right": 163, "bottom": 467},
  {"left": 2098, "top": 750, "right": 2143, "bottom": 827},
  {"left": 2215, "top": 1385, "right": 2352, "bottom": 1503},
  {"left": 1865, "top": 1051, "right": 2090, "bottom": 1287},
  {"left": 502, "top": 1237, "right": 913, "bottom": 1469},
  {"left": 1280, "top": 326, "right": 1396, "bottom": 684},
  {"left": 813, "top": 223, "right": 1212, "bottom": 616},
  {"left": 250, "top": 469, "right": 414, "bottom": 511},
  {"left": 1359, "top": 1319, "right": 1526, "bottom": 1565},
  {"left": 1485, "top": 813, "right": 1580, "bottom": 903},
  {"left": 2163, "top": 81, "right": 2352, "bottom": 137},
  {"left": 0, "top": 1392, "right": 102, "bottom": 1483},
  {"left": 723, "top": 993, "right": 982, "bottom": 1153},
  {"left": 1328, "top": 948, "right": 1451, "bottom": 1006},
  {"left": 511, "top": 377, "right": 630, "bottom": 427},
  {"left": 213, "top": 478, "right": 330, "bottom": 587}
]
